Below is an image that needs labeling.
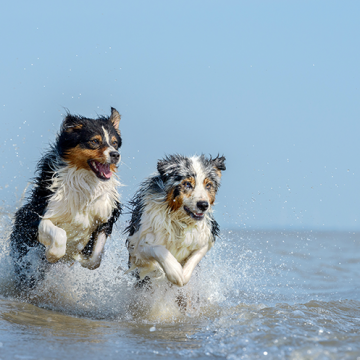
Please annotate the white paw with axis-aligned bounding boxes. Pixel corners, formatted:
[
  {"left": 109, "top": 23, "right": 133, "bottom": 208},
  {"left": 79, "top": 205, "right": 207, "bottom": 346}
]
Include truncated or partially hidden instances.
[
  {"left": 45, "top": 227, "right": 67, "bottom": 263},
  {"left": 163, "top": 258, "right": 185, "bottom": 287},
  {"left": 182, "top": 270, "right": 192, "bottom": 286}
]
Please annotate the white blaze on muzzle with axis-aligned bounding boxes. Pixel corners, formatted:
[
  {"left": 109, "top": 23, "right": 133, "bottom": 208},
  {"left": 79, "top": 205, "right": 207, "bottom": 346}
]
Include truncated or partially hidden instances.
[
  {"left": 102, "top": 126, "right": 120, "bottom": 164},
  {"left": 183, "top": 157, "right": 210, "bottom": 213}
]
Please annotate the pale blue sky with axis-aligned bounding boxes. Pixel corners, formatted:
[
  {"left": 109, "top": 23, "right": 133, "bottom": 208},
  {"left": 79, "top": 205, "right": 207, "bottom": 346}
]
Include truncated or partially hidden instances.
[{"left": 1, "top": 1, "right": 359, "bottom": 230}]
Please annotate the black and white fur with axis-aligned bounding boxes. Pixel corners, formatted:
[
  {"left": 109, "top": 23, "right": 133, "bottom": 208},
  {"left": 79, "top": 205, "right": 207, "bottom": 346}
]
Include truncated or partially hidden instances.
[
  {"left": 10, "top": 108, "right": 122, "bottom": 291},
  {"left": 125, "top": 154, "right": 226, "bottom": 287}
]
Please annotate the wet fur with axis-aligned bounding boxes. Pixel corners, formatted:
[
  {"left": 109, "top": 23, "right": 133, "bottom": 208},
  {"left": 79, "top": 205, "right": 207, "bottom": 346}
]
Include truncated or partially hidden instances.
[
  {"left": 125, "top": 154, "right": 225, "bottom": 288},
  {"left": 10, "top": 108, "right": 122, "bottom": 291}
]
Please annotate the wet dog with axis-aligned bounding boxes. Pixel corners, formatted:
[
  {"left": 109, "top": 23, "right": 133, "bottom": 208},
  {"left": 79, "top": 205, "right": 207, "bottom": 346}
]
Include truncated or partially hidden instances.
[
  {"left": 10, "top": 108, "right": 122, "bottom": 290},
  {"left": 125, "top": 154, "right": 226, "bottom": 288}
]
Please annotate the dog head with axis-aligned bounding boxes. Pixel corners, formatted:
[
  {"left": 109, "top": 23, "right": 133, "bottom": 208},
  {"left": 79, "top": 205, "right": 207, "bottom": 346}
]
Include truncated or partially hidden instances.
[
  {"left": 157, "top": 154, "right": 226, "bottom": 220},
  {"left": 57, "top": 107, "right": 122, "bottom": 181}
]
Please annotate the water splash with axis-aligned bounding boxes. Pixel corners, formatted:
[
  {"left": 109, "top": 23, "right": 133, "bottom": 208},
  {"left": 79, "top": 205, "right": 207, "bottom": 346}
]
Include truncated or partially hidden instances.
[
  {"left": 2, "top": 202, "right": 360, "bottom": 359},
  {"left": 0, "top": 202, "right": 274, "bottom": 323}
]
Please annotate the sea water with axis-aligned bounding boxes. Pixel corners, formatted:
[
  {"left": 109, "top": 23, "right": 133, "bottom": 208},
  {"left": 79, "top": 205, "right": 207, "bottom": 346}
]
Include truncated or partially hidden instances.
[{"left": 0, "top": 209, "right": 359, "bottom": 359}]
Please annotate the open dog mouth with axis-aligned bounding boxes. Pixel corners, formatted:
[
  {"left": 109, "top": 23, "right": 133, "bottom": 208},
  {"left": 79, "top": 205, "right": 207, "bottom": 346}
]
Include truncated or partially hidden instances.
[
  {"left": 184, "top": 206, "right": 204, "bottom": 220},
  {"left": 88, "top": 160, "right": 112, "bottom": 181}
]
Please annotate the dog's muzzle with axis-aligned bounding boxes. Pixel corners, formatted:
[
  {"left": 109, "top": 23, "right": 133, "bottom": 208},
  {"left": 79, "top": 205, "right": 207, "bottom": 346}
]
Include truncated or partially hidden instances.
[
  {"left": 196, "top": 201, "right": 209, "bottom": 212},
  {"left": 110, "top": 151, "right": 120, "bottom": 164}
]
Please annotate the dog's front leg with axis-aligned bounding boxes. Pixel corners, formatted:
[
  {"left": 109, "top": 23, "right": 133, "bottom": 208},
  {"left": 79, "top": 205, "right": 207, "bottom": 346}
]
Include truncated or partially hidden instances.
[
  {"left": 74, "top": 232, "right": 107, "bottom": 270},
  {"left": 138, "top": 234, "right": 185, "bottom": 287},
  {"left": 38, "top": 219, "right": 67, "bottom": 263},
  {"left": 182, "top": 244, "right": 209, "bottom": 286}
]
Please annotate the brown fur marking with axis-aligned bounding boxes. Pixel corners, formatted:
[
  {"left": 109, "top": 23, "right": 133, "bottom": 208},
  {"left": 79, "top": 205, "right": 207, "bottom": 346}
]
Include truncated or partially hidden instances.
[
  {"left": 111, "top": 136, "right": 118, "bottom": 146},
  {"left": 89, "top": 135, "right": 103, "bottom": 147},
  {"left": 64, "top": 145, "right": 109, "bottom": 171},
  {"left": 166, "top": 189, "right": 184, "bottom": 212},
  {"left": 204, "top": 178, "right": 216, "bottom": 204},
  {"left": 166, "top": 177, "right": 196, "bottom": 212},
  {"left": 182, "top": 178, "right": 196, "bottom": 199},
  {"left": 66, "top": 124, "right": 83, "bottom": 133}
]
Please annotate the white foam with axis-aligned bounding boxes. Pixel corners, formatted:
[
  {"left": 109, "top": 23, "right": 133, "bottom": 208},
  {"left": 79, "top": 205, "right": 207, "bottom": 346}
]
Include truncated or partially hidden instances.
[{"left": 0, "top": 204, "right": 269, "bottom": 323}]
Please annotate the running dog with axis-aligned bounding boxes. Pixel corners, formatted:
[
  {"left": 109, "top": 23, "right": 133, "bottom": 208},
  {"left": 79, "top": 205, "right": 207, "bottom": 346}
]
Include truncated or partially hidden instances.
[
  {"left": 10, "top": 108, "right": 122, "bottom": 290},
  {"left": 125, "top": 154, "right": 226, "bottom": 287}
]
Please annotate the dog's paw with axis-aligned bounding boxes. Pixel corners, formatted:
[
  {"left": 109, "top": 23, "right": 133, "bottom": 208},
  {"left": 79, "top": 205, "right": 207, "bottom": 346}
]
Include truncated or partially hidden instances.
[
  {"left": 163, "top": 258, "right": 185, "bottom": 287},
  {"left": 83, "top": 258, "right": 102, "bottom": 270},
  {"left": 182, "top": 263, "right": 198, "bottom": 285},
  {"left": 182, "top": 271, "right": 192, "bottom": 286},
  {"left": 45, "top": 227, "right": 67, "bottom": 263},
  {"left": 74, "top": 254, "right": 102, "bottom": 270}
]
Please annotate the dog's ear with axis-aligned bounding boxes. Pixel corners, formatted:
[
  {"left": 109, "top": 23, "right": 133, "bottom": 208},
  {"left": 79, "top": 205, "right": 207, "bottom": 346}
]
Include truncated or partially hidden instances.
[
  {"left": 62, "top": 114, "right": 84, "bottom": 133},
  {"left": 157, "top": 159, "right": 168, "bottom": 179},
  {"left": 109, "top": 107, "right": 121, "bottom": 133},
  {"left": 157, "top": 157, "right": 178, "bottom": 182},
  {"left": 211, "top": 155, "right": 226, "bottom": 172}
]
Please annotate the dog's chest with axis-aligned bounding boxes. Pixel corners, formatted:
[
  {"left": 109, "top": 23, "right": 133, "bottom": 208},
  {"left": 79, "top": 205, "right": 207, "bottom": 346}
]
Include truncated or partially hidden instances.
[
  {"left": 42, "top": 170, "right": 116, "bottom": 248},
  {"left": 162, "top": 224, "right": 211, "bottom": 263}
]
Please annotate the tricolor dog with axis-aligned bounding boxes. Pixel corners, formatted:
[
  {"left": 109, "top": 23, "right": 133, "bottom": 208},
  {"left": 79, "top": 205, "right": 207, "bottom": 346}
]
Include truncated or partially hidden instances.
[
  {"left": 10, "top": 108, "right": 122, "bottom": 290},
  {"left": 125, "top": 154, "right": 226, "bottom": 287}
]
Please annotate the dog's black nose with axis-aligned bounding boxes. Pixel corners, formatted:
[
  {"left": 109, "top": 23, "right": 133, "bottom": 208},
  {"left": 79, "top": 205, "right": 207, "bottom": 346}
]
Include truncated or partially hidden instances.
[
  {"left": 197, "top": 201, "right": 209, "bottom": 212},
  {"left": 110, "top": 151, "right": 120, "bottom": 163}
]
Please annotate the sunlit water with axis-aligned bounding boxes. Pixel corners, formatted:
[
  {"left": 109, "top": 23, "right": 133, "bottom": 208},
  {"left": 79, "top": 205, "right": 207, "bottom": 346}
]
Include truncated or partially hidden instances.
[{"left": 0, "top": 207, "right": 360, "bottom": 359}]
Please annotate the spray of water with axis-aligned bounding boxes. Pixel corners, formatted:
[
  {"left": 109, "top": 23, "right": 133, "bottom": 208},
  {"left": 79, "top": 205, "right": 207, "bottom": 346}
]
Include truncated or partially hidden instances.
[{"left": 0, "top": 200, "right": 273, "bottom": 324}]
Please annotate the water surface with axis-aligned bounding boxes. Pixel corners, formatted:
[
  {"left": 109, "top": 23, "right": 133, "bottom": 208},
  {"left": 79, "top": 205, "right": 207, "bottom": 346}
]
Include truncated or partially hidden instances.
[{"left": 1, "top": 212, "right": 359, "bottom": 359}]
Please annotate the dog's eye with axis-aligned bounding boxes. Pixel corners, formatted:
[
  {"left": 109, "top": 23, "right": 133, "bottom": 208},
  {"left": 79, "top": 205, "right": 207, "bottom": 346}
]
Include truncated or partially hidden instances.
[
  {"left": 90, "top": 139, "right": 100, "bottom": 146},
  {"left": 184, "top": 181, "right": 193, "bottom": 189},
  {"left": 206, "top": 183, "right": 212, "bottom": 190},
  {"left": 112, "top": 140, "right": 118, "bottom": 147}
]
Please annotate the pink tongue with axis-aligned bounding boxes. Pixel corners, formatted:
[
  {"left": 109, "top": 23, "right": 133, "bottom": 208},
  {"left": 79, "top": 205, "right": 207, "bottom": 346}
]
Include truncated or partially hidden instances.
[{"left": 97, "top": 162, "right": 112, "bottom": 178}]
